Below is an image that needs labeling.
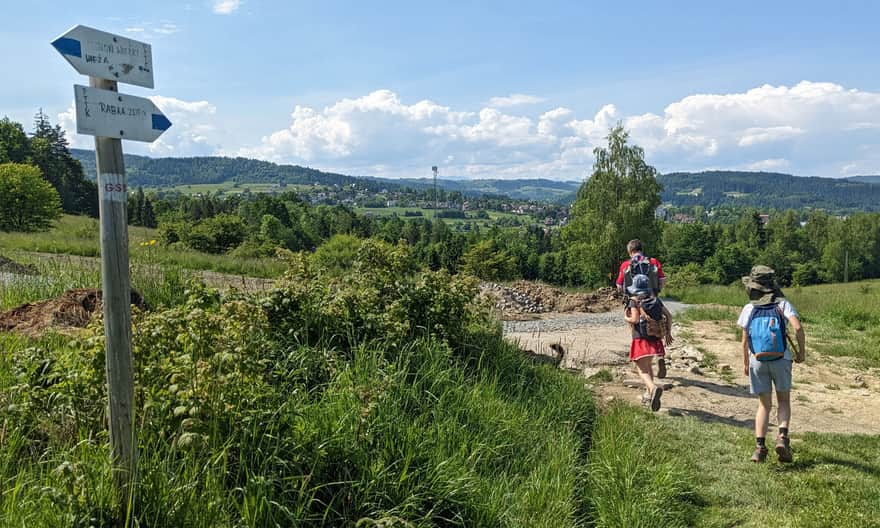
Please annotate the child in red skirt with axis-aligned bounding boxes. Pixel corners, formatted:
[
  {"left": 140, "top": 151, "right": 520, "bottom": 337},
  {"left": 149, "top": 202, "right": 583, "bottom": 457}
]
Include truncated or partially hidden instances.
[{"left": 624, "top": 274, "right": 674, "bottom": 411}]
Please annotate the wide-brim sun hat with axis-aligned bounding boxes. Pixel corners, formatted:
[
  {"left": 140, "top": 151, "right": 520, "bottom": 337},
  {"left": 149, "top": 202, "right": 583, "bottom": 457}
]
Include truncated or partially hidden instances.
[{"left": 742, "top": 265, "right": 784, "bottom": 305}]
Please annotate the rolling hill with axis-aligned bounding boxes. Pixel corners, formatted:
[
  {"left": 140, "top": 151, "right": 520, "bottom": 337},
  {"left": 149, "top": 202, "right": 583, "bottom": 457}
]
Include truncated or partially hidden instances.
[
  {"left": 70, "top": 149, "right": 580, "bottom": 201},
  {"left": 70, "top": 150, "right": 880, "bottom": 211},
  {"left": 658, "top": 170, "right": 880, "bottom": 212}
]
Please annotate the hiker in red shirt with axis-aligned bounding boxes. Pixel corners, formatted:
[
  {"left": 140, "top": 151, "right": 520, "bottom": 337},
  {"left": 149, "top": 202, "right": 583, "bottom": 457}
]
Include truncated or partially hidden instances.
[
  {"left": 616, "top": 239, "right": 668, "bottom": 377},
  {"left": 615, "top": 239, "right": 666, "bottom": 295}
]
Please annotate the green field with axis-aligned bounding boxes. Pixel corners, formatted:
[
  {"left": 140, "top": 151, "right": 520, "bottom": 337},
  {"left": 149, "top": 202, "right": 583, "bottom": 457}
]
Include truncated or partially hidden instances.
[
  {"left": 0, "top": 215, "right": 284, "bottom": 278},
  {"left": 356, "top": 206, "right": 538, "bottom": 228},
  {"left": 3, "top": 236, "right": 880, "bottom": 526}
]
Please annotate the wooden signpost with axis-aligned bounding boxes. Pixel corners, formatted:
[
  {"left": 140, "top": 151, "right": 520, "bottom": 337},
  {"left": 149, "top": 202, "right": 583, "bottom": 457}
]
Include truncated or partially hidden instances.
[{"left": 52, "top": 24, "right": 171, "bottom": 517}]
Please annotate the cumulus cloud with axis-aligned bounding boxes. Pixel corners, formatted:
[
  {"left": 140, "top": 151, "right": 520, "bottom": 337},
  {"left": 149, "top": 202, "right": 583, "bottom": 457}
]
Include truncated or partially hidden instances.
[
  {"left": 487, "top": 94, "right": 546, "bottom": 108},
  {"left": 212, "top": 0, "right": 241, "bottom": 14},
  {"left": 147, "top": 96, "right": 218, "bottom": 155},
  {"left": 240, "top": 81, "right": 880, "bottom": 179}
]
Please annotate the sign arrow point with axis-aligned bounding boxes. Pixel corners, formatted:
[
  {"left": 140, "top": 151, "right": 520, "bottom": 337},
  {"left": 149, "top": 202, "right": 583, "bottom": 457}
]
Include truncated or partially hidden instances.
[
  {"left": 52, "top": 37, "right": 82, "bottom": 58},
  {"left": 151, "top": 114, "right": 172, "bottom": 132}
]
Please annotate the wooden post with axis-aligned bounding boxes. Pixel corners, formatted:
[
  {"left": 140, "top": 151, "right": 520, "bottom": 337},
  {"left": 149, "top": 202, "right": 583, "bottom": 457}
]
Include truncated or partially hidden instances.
[{"left": 91, "top": 76, "right": 137, "bottom": 513}]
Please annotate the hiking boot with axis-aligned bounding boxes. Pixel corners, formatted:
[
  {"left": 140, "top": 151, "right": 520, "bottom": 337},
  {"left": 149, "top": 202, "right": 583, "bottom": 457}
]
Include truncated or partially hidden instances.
[
  {"left": 751, "top": 447, "right": 769, "bottom": 463},
  {"left": 657, "top": 358, "right": 667, "bottom": 379},
  {"left": 650, "top": 386, "right": 663, "bottom": 412},
  {"left": 775, "top": 435, "right": 793, "bottom": 463}
]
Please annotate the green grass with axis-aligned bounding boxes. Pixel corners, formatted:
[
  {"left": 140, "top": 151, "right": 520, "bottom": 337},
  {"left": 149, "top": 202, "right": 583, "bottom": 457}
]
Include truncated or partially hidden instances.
[
  {"left": 0, "top": 258, "right": 597, "bottom": 526},
  {"left": 591, "top": 405, "right": 880, "bottom": 527},
  {"left": 0, "top": 252, "right": 194, "bottom": 310},
  {"left": 0, "top": 215, "right": 285, "bottom": 278},
  {"left": 668, "top": 410, "right": 880, "bottom": 527},
  {"left": 587, "top": 406, "right": 696, "bottom": 527}
]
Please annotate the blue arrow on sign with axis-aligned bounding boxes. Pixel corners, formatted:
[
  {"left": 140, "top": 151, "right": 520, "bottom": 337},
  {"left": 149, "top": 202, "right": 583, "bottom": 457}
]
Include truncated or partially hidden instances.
[
  {"left": 51, "top": 37, "right": 82, "bottom": 58},
  {"left": 152, "top": 114, "right": 172, "bottom": 132}
]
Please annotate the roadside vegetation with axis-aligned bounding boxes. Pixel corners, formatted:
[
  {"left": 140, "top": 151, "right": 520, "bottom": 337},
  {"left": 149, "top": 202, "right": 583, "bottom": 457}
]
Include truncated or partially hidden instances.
[{"left": 0, "top": 241, "right": 597, "bottom": 526}]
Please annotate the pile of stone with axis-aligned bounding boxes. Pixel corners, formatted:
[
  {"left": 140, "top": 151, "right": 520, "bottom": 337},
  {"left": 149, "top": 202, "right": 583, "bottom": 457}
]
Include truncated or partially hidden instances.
[{"left": 481, "top": 282, "right": 550, "bottom": 314}]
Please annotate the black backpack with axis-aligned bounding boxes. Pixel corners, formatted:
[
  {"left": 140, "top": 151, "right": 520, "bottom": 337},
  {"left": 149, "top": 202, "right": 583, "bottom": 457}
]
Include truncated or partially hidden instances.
[
  {"left": 637, "top": 296, "right": 667, "bottom": 339},
  {"left": 623, "top": 256, "right": 660, "bottom": 295}
]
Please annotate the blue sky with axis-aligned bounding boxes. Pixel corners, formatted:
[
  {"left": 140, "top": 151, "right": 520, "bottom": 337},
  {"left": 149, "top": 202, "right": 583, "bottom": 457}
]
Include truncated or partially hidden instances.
[{"left": 3, "top": 0, "right": 880, "bottom": 179}]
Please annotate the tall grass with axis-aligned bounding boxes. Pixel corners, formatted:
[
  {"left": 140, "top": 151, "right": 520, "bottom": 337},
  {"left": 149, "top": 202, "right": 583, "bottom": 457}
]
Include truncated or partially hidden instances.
[
  {"left": 587, "top": 405, "right": 696, "bottom": 527},
  {"left": 0, "top": 252, "right": 192, "bottom": 309},
  {"left": 0, "top": 253, "right": 597, "bottom": 526}
]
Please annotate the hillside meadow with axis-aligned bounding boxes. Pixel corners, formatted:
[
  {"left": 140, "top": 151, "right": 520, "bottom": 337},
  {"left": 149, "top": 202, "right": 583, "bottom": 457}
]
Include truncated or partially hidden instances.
[{"left": 2, "top": 240, "right": 880, "bottom": 526}]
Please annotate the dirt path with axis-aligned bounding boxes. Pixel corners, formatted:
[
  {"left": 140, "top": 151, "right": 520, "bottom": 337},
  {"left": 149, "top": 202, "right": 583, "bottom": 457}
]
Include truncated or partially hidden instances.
[{"left": 504, "top": 304, "right": 880, "bottom": 435}]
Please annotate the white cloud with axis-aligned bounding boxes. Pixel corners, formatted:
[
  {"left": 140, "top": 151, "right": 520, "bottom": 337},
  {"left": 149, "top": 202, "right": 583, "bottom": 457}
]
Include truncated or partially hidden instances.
[
  {"left": 147, "top": 96, "right": 218, "bottom": 155},
  {"left": 239, "top": 82, "right": 880, "bottom": 179},
  {"left": 212, "top": 0, "right": 241, "bottom": 14},
  {"left": 154, "top": 23, "right": 179, "bottom": 35},
  {"left": 123, "top": 22, "right": 179, "bottom": 39},
  {"left": 487, "top": 94, "right": 546, "bottom": 108}
]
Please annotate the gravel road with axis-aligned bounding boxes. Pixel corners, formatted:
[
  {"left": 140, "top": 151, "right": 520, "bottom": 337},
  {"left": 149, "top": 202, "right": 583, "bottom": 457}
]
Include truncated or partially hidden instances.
[{"left": 502, "top": 299, "right": 690, "bottom": 333}]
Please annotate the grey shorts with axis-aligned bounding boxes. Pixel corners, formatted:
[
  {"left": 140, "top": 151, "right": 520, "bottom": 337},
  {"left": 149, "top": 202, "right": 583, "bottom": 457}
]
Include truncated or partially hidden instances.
[{"left": 749, "top": 359, "right": 792, "bottom": 395}]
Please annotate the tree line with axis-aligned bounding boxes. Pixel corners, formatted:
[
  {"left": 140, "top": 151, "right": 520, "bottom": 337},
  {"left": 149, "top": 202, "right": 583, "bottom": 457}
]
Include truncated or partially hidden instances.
[{"left": 5, "top": 115, "right": 880, "bottom": 289}]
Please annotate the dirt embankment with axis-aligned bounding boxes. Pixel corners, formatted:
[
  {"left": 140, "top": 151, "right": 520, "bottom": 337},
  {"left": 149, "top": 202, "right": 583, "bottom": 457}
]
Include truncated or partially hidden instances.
[{"left": 0, "top": 289, "right": 147, "bottom": 338}]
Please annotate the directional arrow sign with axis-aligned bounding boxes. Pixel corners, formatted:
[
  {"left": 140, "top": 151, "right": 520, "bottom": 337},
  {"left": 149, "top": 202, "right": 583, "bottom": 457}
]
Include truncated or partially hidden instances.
[
  {"left": 74, "top": 85, "right": 171, "bottom": 142},
  {"left": 52, "top": 25, "right": 154, "bottom": 88}
]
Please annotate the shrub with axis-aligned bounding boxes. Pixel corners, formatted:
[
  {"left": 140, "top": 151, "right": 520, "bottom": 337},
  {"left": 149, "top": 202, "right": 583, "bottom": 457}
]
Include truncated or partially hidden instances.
[{"left": 0, "top": 163, "right": 62, "bottom": 232}]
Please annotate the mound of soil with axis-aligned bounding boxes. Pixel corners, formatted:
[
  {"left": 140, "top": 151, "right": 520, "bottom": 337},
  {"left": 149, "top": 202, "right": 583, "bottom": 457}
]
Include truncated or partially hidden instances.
[
  {"left": 482, "top": 280, "right": 622, "bottom": 317},
  {"left": 0, "top": 255, "right": 37, "bottom": 275},
  {"left": 0, "top": 288, "right": 146, "bottom": 337}
]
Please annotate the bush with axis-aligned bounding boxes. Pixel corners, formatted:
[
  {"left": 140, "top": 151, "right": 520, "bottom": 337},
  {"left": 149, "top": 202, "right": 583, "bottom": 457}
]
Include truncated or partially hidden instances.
[
  {"left": 309, "top": 233, "right": 362, "bottom": 276},
  {"left": 184, "top": 214, "right": 247, "bottom": 253},
  {"left": 664, "top": 262, "right": 714, "bottom": 290},
  {"left": 1, "top": 241, "right": 598, "bottom": 526},
  {"left": 0, "top": 163, "right": 62, "bottom": 232},
  {"left": 792, "top": 261, "right": 822, "bottom": 286}
]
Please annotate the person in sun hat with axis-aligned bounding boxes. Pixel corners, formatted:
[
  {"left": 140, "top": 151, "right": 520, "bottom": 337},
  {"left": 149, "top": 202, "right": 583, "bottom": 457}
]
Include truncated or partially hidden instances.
[
  {"left": 738, "top": 265, "right": 806, "bottom": 463},
  {"left": 623, "top": 273, "right": 673, "bottom": 412}
]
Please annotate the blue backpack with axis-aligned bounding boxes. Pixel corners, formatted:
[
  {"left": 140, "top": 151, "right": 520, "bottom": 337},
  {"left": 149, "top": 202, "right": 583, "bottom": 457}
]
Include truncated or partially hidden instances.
[{"left": 745, "top": 303, "right": 787, "bottom": 361}]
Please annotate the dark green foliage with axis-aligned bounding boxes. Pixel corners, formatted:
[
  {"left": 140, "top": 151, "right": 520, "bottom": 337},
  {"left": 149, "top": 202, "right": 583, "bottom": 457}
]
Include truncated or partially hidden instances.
[
  {"left": 0, "top": 163, "right": 62, "bottom": 231},
  {"left": 1, "top": 242, "right": 597, "bottom": 526},
  {"left": 29, "top": 111, "right": 98, "bottom": 217},
  {"left": 660, "top": 170, "right": 880, "bottom": 213},
  {"left": 1, "top": 115, "right": 98, "bottom": 217},
  {"left": 0, "top": 117, "right": 30, "bottom": 163}
]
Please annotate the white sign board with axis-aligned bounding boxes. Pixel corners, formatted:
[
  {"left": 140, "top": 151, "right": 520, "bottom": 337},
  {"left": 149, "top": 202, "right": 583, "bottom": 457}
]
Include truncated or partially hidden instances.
[
  {"left": 74, "top": 84, "right": 171, "bottom": 142},
  {"left": 52, "top": 25, "right": 154, "bottom": 88}
]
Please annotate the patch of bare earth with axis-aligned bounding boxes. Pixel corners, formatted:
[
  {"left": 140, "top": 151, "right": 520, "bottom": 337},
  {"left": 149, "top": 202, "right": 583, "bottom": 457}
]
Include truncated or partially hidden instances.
[
  {"left": 0, "top": 288, "right": 147, "bottom": 338},
  {"left": 504, "top": 305, "right": 880, "bottom": 435}
]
